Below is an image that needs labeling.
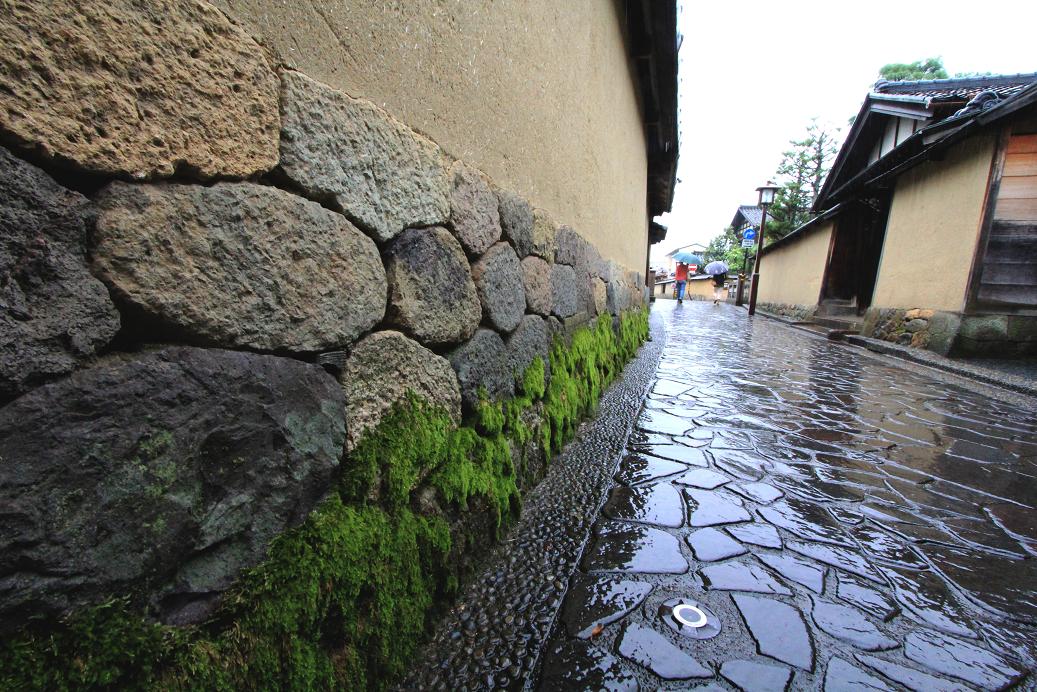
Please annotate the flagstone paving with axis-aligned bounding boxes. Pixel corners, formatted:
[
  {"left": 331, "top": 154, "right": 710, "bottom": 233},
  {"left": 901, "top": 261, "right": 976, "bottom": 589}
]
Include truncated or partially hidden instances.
[
  {"left": 539, "top": 301, "right": 1037, "bottom": 690},
  {"left": 404, "top": 301, "right": 1037, "bottom": 690}
]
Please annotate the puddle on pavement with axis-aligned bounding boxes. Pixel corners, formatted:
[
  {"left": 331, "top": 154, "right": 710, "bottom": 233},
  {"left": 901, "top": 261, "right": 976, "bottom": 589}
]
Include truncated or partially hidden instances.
[
  {"left": 904, "top": 629, "right": 1023, "bottom": 689},
  {"left": 720, "top": 659, "right": 793, "bottom": 691},
  {"left": 685, "top": 489, "right": 752, "bottom": 527},
  {"left": 810, "top": 597, "right": 898, "bottom": 651},
  {"left": 687, "top": 527, "right": 747, "bottom": 562},
  {"left": 602, "top": 483, "right": 684, "bottom": 528},
  {"left": 759, "top": 498, "right": 854, "bottom": 546},
  {"left": 726, "top": 522, "right": 783, "bottom": 548},
  {"left": 613, "top": 453, "right": 687, "bottom": 486},
  {"left": 757, "top": 553, "right": 825, "bottom": 593},
  {"left": 616, "top": 622, "right": 712, "bottom": 680},
  {"left": 560, "top": 575, "right": 653, "bottom": 639},
  {"left": 581, "top": 522, "right": 688, "bottom": 574},
  {"left": 700, "top": 561, "right": 792, "bottom": 596}
]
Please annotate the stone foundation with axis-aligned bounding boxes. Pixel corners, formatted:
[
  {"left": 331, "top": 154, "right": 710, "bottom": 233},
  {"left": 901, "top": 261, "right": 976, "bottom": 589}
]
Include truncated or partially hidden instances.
[
  {"left": 757, "top": 302, "right": 818, "bottom": 322},
  {"left": 862, "top": 308, "right": 1037, "bottom": 357},
  {"left": 0, "top": 3, "right": 649, "bottom": 688}
]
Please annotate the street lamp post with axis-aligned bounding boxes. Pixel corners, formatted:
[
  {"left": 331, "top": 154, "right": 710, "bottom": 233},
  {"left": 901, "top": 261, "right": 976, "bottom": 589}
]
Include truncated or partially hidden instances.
[{"left": 747, "top": 182, "right": 780, "bottom": 316}]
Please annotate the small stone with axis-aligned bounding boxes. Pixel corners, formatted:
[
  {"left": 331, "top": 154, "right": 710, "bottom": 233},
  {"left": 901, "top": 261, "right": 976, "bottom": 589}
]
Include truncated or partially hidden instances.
[
  {"left": 687, "top": 528, "right": 747, "bottom": 561},
  {"left": 904, "top": 308, "right": 934, "bottom": 320},
  {"left": 279, "top": 71, "right": 449, "bottom": 242},
  {"left": 448, "top": 329, "right": 515, "bottom": 410},
  {"left": 340, "top": 331, "right": 461, "bottom": 451},
  {"left": 811, "top": 598, "right": 898, "bottom": 651},
  {"left": 551, "top": 264, "right": 579, "bottom": 318},
  {"left": 904, "top": 319, "right": 927, "bottom": 333},
  {"left": 448, "top": 161, "right": 502, "bottom": 256},
  {"left": 497, "top": 189, "right": 535, "bottom": 258},
  {"left": 385, "top": 227, "right": 481, "bottom": 347},
  {"left": 603, "top": 483, "right": 685, "bottom": 528},
  {"left": 824, "top": 656, "right": 894, "bottom": 691},
  {"left": 0, "top": 148, "right": 119, "bottom": 401},
  {"left": 720, "top": 659, "right": 793, "bottom": 692},
  {"left": 593, "top": 279, "right": 608, "bottom": 316},
  {"left": 701, "top": 561, "right": 792, "bottom": 595},
  {"left": 726, "top": 522, "right": 783, "bottom": 549},
  {"left": 854, "top": 653, "right": 964, "bottom": 692},
  {"left": 520, "top": 256, "right": 553, "bottom": 316},
  {"left": 472, "top": 242, "right": 526, "bottom": 333},
  {"left": 93, "top": 181, "right": 385, "bottom": 352},
  {"left": 758, "top": 554, "right": 825, "bottom": 593},
  {"left": 685, "top": 489, "right": 752, "bottom": 527},
  {"left": 0, "top": 0, "right": 279, "bottom": 179},
  {"left": 732, "top": 593, "right": 815, "bottom": 670},
  {"left": 530, "top": 208, "right": 557, "bottom": 261},
  {"left": 904, "top": 629, "right": 1023, "bottom": 689},
  {"left": 582, "top": 522, "right": 689, "bottom": 574},
  {"left": 616, "top": 623, "right": 712, "bottom": 679},
  {"left": 561, "top": 575, "right": 653, "bottom": 639}
]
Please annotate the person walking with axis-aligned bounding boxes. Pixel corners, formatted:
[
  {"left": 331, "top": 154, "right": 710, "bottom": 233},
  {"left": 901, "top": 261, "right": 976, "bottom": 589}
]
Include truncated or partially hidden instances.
[
  {"left": 674, "top": 262, "right": 688, "bottom": 304},
  {"left": 711, "top": 272, "right": 727, "bottom": 305},
  {"left": 703, "top": 260, "right": 730, "bottom": 306}
]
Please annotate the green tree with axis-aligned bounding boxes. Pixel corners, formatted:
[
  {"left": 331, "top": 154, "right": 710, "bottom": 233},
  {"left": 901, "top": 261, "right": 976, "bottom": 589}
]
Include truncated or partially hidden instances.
[
  {"left": 702, "top": 226, "right": 749, "bottom": 272},
  {"left": 765, "top": 120, "right": 839, "bottom": 239},
  {"left": 878, "top": 57, "right": 948, "bottom": 82}
]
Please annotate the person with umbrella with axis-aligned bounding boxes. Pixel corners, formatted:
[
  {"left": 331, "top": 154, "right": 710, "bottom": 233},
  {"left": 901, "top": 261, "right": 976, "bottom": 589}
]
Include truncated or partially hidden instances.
[
  {"left": 671, "top": 252, "right": 702, "bottom": 304},
  {"left": 704, "top": 260, "right": 729, "bottom": 305}
]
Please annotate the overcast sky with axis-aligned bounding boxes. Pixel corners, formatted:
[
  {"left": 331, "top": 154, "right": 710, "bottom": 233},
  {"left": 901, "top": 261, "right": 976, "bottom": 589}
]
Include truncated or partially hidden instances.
[{"left": 652, "top": 0, "right": 1037, "bottom": 266}]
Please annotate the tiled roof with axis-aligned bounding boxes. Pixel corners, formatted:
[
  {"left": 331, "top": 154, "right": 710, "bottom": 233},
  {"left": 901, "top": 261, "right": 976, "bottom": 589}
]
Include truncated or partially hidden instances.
[
  {"left": 735, "top": 205, "right": 762, "bottom": 228},
  {"left": 872, "top": 73, "right": 1037, "bottom": 103}
]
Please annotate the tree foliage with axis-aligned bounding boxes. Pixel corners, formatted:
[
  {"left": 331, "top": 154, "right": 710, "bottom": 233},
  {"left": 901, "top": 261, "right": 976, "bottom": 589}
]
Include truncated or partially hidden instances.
[
  {"left": 764, "top": 120, "right": 839, "bottom": 240},
  {"left": 879, "top": 57, "right": 948, "bottom": 82},
  {"left": 702, "top": 226, "right": 752, "bottom": 273}
]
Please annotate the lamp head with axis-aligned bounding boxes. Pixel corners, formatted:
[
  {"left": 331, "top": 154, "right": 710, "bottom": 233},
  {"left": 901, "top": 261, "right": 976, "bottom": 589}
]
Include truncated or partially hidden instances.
[{"left": 756, "top": 181, "right": 780, "bottom": 207}]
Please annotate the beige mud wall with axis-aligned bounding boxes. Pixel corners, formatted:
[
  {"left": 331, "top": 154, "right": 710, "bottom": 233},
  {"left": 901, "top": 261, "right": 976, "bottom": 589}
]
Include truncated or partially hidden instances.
[
  {"left": 213, "top": 0, "right": 649, "bottom": 272},
  {"left": 871, "top": 133, "right": 996, "bottom": 312},
  {"left": 757, "top": 222, "right": 834, "bottom": 306}
]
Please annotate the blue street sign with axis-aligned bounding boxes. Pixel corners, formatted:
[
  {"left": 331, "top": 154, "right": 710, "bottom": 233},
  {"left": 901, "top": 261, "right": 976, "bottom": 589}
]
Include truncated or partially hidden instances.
[{"left": 743, "top": 228, "right": 757, "bottom": 241}]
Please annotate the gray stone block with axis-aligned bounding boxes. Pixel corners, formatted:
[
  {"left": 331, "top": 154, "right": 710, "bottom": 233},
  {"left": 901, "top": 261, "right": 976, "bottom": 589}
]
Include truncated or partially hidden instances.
[
  {"left": 506, "top": 314, "right": 550, "bottom": 387},
  {"left": 472, "top": 242, "right": 526, "bottom": 333},
  {"left": 385, "top": 227, "right": 482, "bottom": 347},
  {"left": 279, "top": 71, "right": 450, "bottom": 243},
  {"left": 341, "top": 330, "right": 461, "bottom": 451},
  {"left": 449, "top": 161, "right": 502, "bottom": 256},
  {"left": 94, "top": 181, "right": 386, "bottom": 352},
  {"left": 0, "top": 147, "right": 120, "bottom": 402},
  {"left": 0, "top": 346, "right": 346, "bottom": 628},
  {"left": 551, "top": 264, "right": 579, "bottom": 318},
  {"left": 449, "top": 328, "right": 515, "bottom": 410},
  {"left": 497, "top": 189, "right": 535, "bottom": 258},
  {"left": 521, "top": 255, "right": 553, "bottom": 316},
  {"left": 530, "top": 208, "right": 557, "bottom": 262}
]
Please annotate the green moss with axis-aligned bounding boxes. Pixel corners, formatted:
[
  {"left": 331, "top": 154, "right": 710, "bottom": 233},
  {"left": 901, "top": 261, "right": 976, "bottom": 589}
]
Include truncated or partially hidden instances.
[{"left": 0, "top": 309, "right": 648, "bottom": 691}]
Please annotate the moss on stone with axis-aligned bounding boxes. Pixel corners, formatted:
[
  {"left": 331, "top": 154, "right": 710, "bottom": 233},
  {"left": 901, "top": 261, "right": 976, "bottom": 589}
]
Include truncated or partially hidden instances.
[{"left": 0, "top": 309, "right": 648, "bottom": 691}]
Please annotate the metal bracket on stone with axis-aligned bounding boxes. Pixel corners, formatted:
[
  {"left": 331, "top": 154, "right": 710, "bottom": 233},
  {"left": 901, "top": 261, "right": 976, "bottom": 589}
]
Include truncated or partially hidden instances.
[{"left": 317, "top": 350, "right": 348, "bottom": 373}]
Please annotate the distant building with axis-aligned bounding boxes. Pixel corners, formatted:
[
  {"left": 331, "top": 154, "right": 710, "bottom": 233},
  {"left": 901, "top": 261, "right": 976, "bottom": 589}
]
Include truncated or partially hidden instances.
[{"left": 755, "top": 73, "right": 1037, "bottom": 356}]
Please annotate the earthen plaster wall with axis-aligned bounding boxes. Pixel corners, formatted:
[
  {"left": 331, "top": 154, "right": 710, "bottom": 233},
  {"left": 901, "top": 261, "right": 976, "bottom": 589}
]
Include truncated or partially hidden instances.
[
  {"left": 757, "top": 221, "right": 834, "bottom": 308},
  {"left": 872, "top": 133, "right": 996, "bottom": 312},
  {"left": 212, "top": 0, "right": 649, "bottom": 272}
]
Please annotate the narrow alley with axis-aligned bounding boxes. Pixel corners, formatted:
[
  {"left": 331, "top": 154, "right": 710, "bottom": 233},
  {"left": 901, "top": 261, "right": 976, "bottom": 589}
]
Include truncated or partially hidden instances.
[{"left": 411, "top": 301, "right": 1037, "bottom": 691}]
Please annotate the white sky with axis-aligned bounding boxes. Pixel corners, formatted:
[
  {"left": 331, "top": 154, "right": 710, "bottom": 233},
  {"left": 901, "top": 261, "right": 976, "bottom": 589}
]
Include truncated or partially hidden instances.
[{"left": 652, "top": 0, "right": 1037, "bottom": 266}]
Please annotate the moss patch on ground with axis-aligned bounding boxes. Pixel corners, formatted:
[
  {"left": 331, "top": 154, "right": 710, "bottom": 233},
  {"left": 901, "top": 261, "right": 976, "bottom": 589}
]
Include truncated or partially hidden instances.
[{"left": 0, "top": 309, "right": 648, "bottom": 691}]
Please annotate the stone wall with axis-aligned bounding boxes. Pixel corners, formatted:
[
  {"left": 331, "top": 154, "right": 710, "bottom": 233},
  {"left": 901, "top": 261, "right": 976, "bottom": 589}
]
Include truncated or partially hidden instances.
[
  {"left": 0, "top": 2, "right": 648, "bottom": 686},
  {"left": 862, "top": 307, "right": 1037, "bottom": 357}
]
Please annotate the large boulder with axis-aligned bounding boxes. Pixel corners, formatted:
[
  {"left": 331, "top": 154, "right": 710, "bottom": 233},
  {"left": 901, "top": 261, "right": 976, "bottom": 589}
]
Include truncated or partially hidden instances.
[
  {"left": 0, "top": 347, "right": 347, "bottom": 628},
  {"left": 498, "top": 189, "right": 535, "bottom": 258},
  {"left": 279, "top": 71, "right": 450, "bottom": 243},
  {"left": 449, "top": 328, "right": 514, "bottom": 410},
  {"left": 449, "top": 161, "right": 502, "bottom": 256},
  {"left": 521, "top": 255, "right": 553, "bottom": 316},
  {"left": 0, "top": 148, "right": 120, "bottom": 402},
  {"left": 93, "top": 181, "right": 386, "bottom": 352},
  {"left": 554, "top": 226, "right": 600, "bottom": 315},
  {"left": 340, "top": 331, "right": 461, "bottom": 451},
  {"left": 551, "top": 264, "right": 579, "bottom": 318},
  {"left": 471, "top": 242, "right": 526, "bottom": 333},
  {"left": 593, "top": 278, "right": 608, "bottom": 316},
  {"left": 385, "top": 227, "right": 482, "bottom": 347},
  {"left": 506, "top": 315, "right": 550, "bottom": 387},
  {"left": 0, "top": 0, "right": 278, "bottom": 180}
]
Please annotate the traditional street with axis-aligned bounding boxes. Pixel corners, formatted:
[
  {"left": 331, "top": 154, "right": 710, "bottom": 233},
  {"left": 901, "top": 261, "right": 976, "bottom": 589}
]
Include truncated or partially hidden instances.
[{"left": 410, "top": 300, "right": 1037, "bottom": 691}]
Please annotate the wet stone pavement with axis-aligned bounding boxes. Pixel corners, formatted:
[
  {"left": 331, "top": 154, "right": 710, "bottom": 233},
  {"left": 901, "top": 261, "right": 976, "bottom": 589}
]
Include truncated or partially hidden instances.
[
  {"left": 404, "top": 301, "right": 1037, "bottom": 691},
  {"left": 540, "top": 301, "right": 1037, "bottom": 691}
]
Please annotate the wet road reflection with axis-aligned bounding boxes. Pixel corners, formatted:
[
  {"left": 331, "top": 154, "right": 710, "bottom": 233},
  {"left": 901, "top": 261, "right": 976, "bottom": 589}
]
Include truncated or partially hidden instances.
[{"left": 541, "top": 301, "right": 1037, "bottom": 690}]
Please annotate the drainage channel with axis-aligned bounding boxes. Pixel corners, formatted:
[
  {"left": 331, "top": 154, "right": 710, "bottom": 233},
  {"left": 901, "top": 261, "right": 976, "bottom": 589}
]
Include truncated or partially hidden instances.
[{"left": 399, "top": 310, "right": 666, "bottom": 691}]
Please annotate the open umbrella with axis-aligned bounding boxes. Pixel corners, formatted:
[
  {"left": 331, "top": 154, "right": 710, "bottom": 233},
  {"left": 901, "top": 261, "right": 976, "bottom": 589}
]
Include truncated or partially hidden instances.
[
  {"left": 672, "top": 252, "right": 703, "bottom": 265},
  {"left": 703, "top": 260, "right": 729, "bottom": 275}
]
